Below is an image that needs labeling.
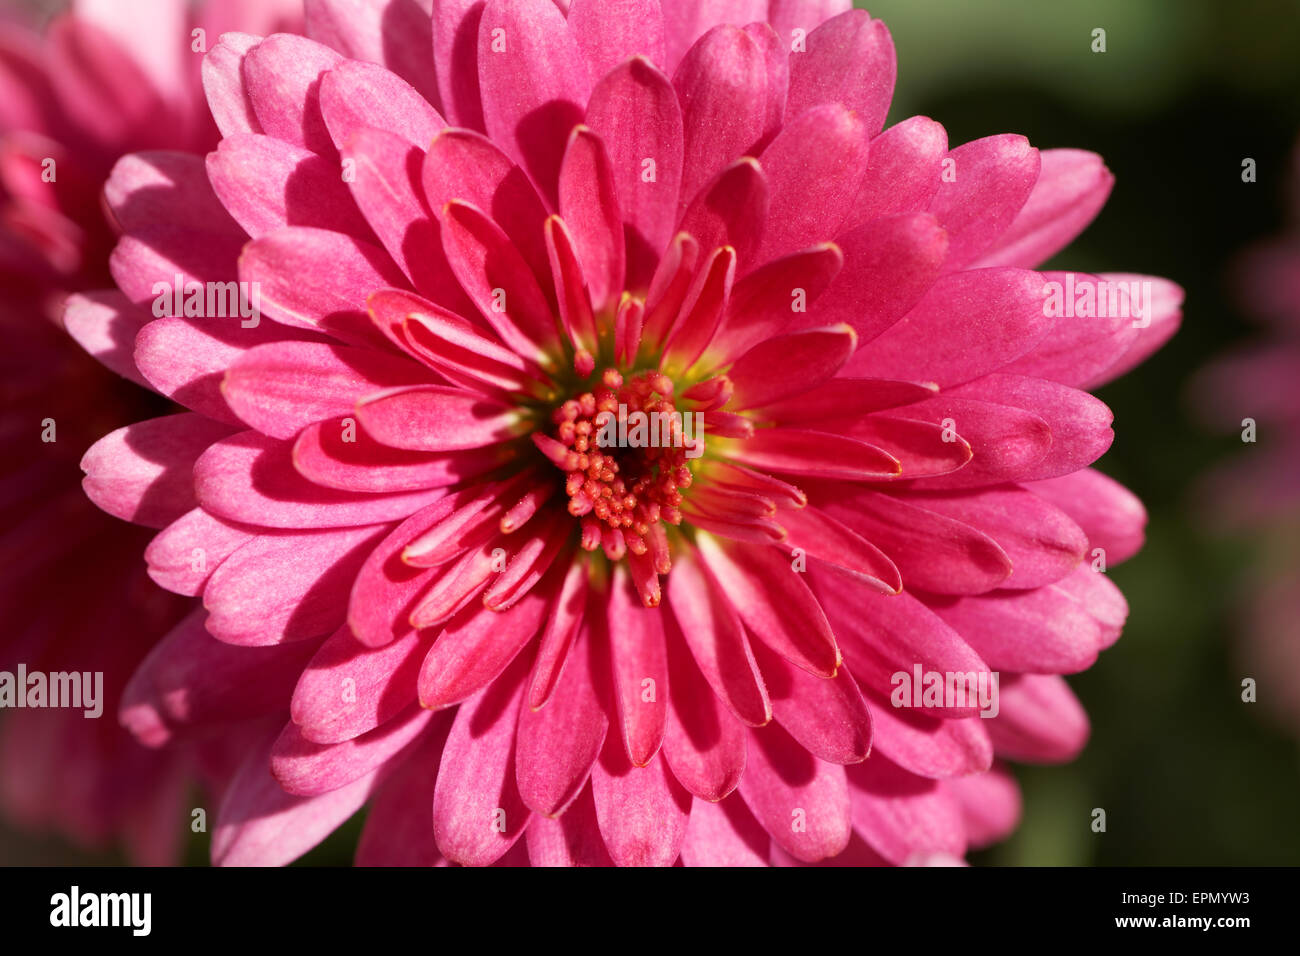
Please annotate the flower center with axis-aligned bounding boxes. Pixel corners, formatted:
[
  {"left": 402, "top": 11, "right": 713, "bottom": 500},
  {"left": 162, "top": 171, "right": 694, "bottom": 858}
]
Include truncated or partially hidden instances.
[{"left": 538, "top": 366, "right": 694, "bottom": 571}]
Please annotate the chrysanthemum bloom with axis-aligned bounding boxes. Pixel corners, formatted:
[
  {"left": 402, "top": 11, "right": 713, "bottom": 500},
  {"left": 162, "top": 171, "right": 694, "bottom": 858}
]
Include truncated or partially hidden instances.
[
  {"left": 80, "top": 0, "right": 1181, "bottom": 866},
  {"left": 1193, "top": 138, "right": 1300, "bottom": 735},
  {"left": 0, "top": 0, "right": 297, "bottom": 862}
]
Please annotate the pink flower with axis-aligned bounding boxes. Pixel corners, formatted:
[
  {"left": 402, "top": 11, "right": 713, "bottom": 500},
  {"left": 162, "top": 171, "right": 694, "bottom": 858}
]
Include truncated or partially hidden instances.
[
  {"left": 1193, "top": 138, "right": 1300, "bottom": 734},
  {"left": 0, "top": 0, "right": 297, "bottom": 863},
  {"left": 78, "top": 0, "right": 1181, "bottom": 866}
]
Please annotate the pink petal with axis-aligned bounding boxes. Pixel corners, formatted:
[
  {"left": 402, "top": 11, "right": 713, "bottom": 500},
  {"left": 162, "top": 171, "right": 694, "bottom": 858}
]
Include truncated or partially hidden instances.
[
  {"left": 516, "top": 628, "right": 608, "bottom": 815},
  {"left": 987, "top": 674, "right": 1090, "bottom": 763},
  {"left": 417, "top": 594, "right": 548, "bottom": 709},
  {"left": 569, "top": 0, "right": 666, "bottom": 77},
  {"left": 664, "top": 545, "right": 772, "bottom": 726},
  {"left": 1029, "top": 468, "right": 1146, "bottom": 566},
  {"left": 679, "top": 794, "right": 769, "bottom": 866},
  {"left": 432, "top": 656, "right": 531, "bottom": 865},
  {"left": 694, "top": 533, "right": 841, "bottom": 678},
  {"left": 144, "top": 506, "right": 255, "bottom": 596},
  {"left": 207, "top": 133, "right": 369, "bottom": 240},
  {"left": 194, "top": 430, "right": 447, "bottom": 528},
  {"left": 272, "top": 704, "right": 432, "bottom": 796},
  {"left": 673, "top": 24, "right": 767, "bottom": 214},
  {"left": 585, "top": 55, "right": 685, "bottom": 290},
  {"left": 241, "top": 33, "right": 344, "bottom": 157},
  {"left": 306, "top": 0, "right": 441, "bottom": 106},
  {"left": 727, "top": 325, "right": 856, "bottom": 409},
  {"left": 846, "top": 756, "right": 967, "bottom": 864},
  {"left": 292, "top": 624, "right": 433, "bottom": 744},
  {"left": 786, "top": 9, "right": 895, "bottom": 136},
  {"left": 558, "top": 126, "right": 625, "bottom": 313},
  {"left": 755, "top": 641, "right": 872, "bottom": 764},
  {"left": 212, "top": 727, "right": 376, "bottom": 866},
  {"left": 62, "top": 290, "right": 152, "bottom": 388},
  {"left": 590, "top": 743, "right": 691, "bottom": 867},
  {"left": 204, "top": 524, "right": 389, "bottom": 645},
  {"left": 974, "top": 149, "right": 1114, "bottom": 269},
  {"left": 929, "top": 133, "right": 1040, "bottom": 272},
  {"left": 81, "top": 414, "right": 238, "bottom": 528},
  {"left": 477, "top": 0, "right": 591, "bottom": 204},
  {"left": 843, "top": 268, "right": 1054, "bottom": 387},
  {"left": 844, "top": 115, "right": 947, "bottom": 229},
  {"left": 319, "top": 59, "right": 445, "bottom": 152},
  {"left": 223, "top": 340, "right": 428, "bottom": 439},
  {"left": 820, "top": 488, "right": 1013, "bottom": 595},
  {"left": 739, "top": 721, "right": 851, "bottom": 862},
  {"left": 598, "top": 566, "right": 669, "bottom": 766},
  {"left": 356, "top": 384, "right": 525, "bottom": 452}
]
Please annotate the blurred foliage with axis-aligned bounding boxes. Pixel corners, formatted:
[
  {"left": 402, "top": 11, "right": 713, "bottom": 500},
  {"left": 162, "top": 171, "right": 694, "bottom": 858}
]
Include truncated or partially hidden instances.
[{"left": 866, "top": 0, "right": 1300, "bottom": 865}]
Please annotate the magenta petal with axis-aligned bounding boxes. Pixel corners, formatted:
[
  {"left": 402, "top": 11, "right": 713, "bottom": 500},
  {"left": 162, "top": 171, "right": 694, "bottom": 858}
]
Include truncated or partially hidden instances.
[
  {"left": 432, "top": 655, "right": 532, "bottom": 865},
  {"left": 62, "top": 290, "right": 152, "bottom": 388},
  {"left": 900, "top": 486, "right": 1088, "bottom": 590},
  {"left": 319, "top": 59, "right": 445, "bottom": 151},
  {"left": 944, "top": 762, "right": 1021, "bottom": 849},
  {"left": 975, "top": 149, "right": 1114, "bottom": 270},
  {"left": 223, "top": 340, "right": 427, "bottom": 439},
  {"left": 929, "top": 133, "right": 1040, "bottom": 272},
  {"left": 846, "top": 756, "right": 966, "bottom": 864},
  {"left": 81, "top": 413, "right": 238, "bottom": 528},
  {"left": 673, "top": 25, "right": 767, "bottom": 213},
  {"left": 356, "top": 384, "right": 525, "bottom": 452},
  {"left": 207, "top": 133, "right": 369, "bottom": 240},
  {"left": 755, "top": 641, "right": 872, "bottom": 764},
  {"left": 817, "top": 585, "right": 991, "bottom": 718},
  {"left": 845, "top": 115, "right": 947, "bottom": 230},
  {"left": 569, "top": 0, "right": 666, "bottom": 77},
  {"left": 598, "top": 566, "right": 669, "bottom": 766},
  {"left": 241, "top": 33, "right": 343, "bottom": 157},
  {"left": 738, "top": 721, "right": 851, "bottom": 862},
  {"left": 842, "top": 268, "right": 1054, "bottom": 388},
  {"left": 477, "top": 0, "right": 591, "bottom": 205},
  {"left": 986, "top": 674, "right": 1090, "bottom": 763},
  {"left": 928, "top": 586, "right": 1102, "bottom": 674},
  {"left": 306, "top": 0, "right": 441, "bottom": 106},
  {"left": 558, "top": 126, "right": 626, "bottom": 313},
  {"left": 516, "top": 628, "right": 608, "bottom": 816},
  {"left": 292, "top": 624, "right": 432, "bottom": 744},
  {"left": 590, "top": 742, "right": 691, "bottom": 867},
  {"left": 755, "top": 103, "right": 869, "bottom": 262},
  {"left": 271, "top": 704, "right": 432, "bottom": 796},
  {"left": 239, "top": 226, "right": 408, "bottom": 347},
  {"left": 679, "top": 794, "right": 769, "bottom": 866},
  {"left": 121, "top": 608, "right": 316, "bottom": 746},
  {"left": 204, "top": 524, "right": 389, "bottom": 645},
  {"left": 212, "top": 726, "right": 376, "bottom": 867},
  {"left": 863, "top": 691, "right": 993, "bottom": 779},
  {"left": 662, "top": 629, "right": 747, "bottom": 801},
  {"left": 1029, "top": 468, "right": 1146, "bottom": 566},
  {"left": 694, "top": 533, "right": 841, "bottom": 678},
  {"left": 787, "top": 10, "right": 895, "bottom": 136},
  {"left": 417, "top": 594, "right": 547, "bottom": 709},
  {"left": 585, "top": 55, "right": 684, "bottom": 290},
  {"left": 202, "top": 33, "right": 264, "bottom": 137},
  {"left": 194, "top": 430, "right": 447, "bottom": 528},
  {"left": 145, "top": 507, "right": 254, "bottom": 597},
  {"left": 434, "top": 0, "right": 487, "bottom": 130},
  {"left": 524, "top": 783, "right": 614, "bottom": 866},
  {"left": 355, "top": 720, "right": 451, "bottom": 866}
]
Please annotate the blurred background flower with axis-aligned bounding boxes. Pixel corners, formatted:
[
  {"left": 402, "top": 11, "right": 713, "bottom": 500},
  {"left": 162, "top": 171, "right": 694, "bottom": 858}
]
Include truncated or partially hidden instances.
[{"left": 0, "top": 0, "right": 299, "bottom": 864}]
